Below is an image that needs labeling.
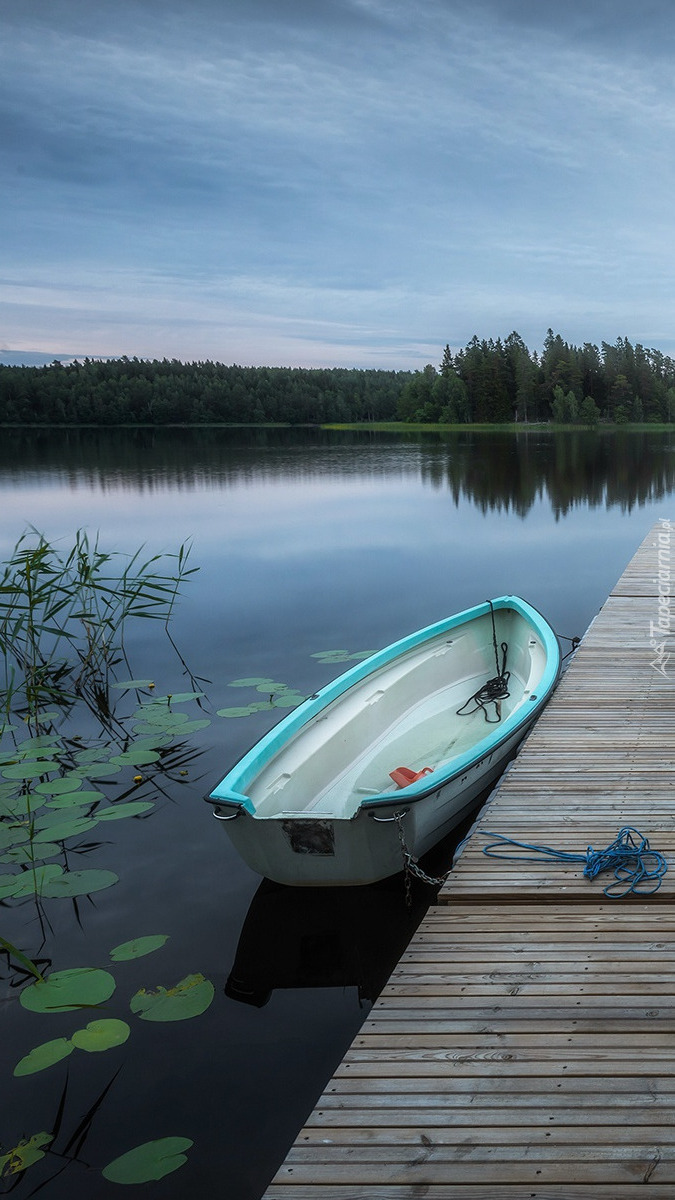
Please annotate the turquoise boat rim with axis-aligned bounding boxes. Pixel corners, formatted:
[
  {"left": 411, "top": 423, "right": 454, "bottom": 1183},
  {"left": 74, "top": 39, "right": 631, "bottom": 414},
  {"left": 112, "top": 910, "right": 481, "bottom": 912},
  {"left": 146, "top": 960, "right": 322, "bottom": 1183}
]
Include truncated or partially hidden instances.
[{"left": 208, "top": 596, "right": 561, "bottom": 814}]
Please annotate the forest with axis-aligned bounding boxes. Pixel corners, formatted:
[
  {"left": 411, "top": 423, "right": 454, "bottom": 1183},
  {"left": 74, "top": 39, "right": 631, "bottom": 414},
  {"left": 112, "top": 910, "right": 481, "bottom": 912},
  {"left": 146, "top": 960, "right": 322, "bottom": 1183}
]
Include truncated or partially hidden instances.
[
  {"left": 0, "top": 359, "right": 406, "bottom": 425},
  {"left": 1, "top": 330, "right": 675, "bottom": 424},
  {"left": 397, "top": 331, "right": 675, "bottom": 425}
]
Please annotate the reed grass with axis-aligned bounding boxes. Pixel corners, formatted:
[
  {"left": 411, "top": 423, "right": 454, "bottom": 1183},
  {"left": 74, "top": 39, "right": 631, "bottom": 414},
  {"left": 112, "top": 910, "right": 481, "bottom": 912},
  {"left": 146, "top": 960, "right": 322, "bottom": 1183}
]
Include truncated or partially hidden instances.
[
  {"left": 0, "top": 530, "right": 199, "bottom": 974},
  {"left": 0, "top": 530, "right": 196, "bottom": 734}
]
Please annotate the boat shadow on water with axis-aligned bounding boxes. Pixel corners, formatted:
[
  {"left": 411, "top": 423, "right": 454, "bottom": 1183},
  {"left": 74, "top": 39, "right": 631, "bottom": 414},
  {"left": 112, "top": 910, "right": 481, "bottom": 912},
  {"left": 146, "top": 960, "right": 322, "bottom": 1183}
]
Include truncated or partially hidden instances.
[{"left": 224, "top": 806, "right": 482, "bottom": 1010}]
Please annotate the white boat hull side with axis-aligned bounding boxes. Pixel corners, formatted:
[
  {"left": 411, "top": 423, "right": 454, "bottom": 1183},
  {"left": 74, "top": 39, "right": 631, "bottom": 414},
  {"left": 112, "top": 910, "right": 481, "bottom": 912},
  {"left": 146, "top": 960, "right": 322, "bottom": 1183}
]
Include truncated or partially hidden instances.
[{"left": 215, "top": 718, "right": 532, "bottom": 886}]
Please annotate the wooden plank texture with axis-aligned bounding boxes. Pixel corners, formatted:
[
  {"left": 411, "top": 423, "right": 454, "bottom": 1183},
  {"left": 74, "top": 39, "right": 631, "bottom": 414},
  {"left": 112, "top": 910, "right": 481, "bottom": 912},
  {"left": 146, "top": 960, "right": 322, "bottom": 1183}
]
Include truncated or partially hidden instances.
[
  {"left": 264, "top": 522, "right": 675, "bottom": 1197},
  {"left": 437, "top": 524, "right": 675, "bottom": 906}
]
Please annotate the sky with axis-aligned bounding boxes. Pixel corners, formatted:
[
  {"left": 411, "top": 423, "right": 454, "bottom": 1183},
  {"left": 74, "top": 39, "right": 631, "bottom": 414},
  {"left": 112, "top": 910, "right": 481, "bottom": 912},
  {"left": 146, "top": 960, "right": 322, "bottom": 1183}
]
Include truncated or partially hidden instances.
[{"left": 2, "top": 0, "right": 675, "bottom": 370}]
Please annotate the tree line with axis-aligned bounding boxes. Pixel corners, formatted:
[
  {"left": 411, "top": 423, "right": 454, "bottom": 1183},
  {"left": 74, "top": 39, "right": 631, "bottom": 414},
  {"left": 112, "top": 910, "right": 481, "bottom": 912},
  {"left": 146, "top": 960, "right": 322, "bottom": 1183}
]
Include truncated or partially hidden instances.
[
  {"left": 397, "top": 331, "right": 675, "bottom": 424},
  {"left": 2, "top": 331, "right": 675, "bottom": 424},
  {"left": 0, "top": 358, "right": 408, "bottom": 425}
]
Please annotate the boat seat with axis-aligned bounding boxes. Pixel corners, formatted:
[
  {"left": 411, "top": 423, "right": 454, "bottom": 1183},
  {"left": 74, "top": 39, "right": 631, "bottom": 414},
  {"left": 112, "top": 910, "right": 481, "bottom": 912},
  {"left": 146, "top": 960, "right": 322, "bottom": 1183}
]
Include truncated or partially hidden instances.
[{"left": 389, "top": 765, "right": 433, "bottom": 789}]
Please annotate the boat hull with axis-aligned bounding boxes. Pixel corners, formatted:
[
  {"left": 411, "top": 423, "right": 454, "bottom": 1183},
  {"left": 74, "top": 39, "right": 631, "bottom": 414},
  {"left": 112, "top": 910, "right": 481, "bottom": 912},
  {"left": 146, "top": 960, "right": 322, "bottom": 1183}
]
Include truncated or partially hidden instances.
[
  {"left": 215, "top": 722, "right": 529, "bottom": 885},
  {"left": 207, "top": 596, "right": 561, "bottom": 886}
]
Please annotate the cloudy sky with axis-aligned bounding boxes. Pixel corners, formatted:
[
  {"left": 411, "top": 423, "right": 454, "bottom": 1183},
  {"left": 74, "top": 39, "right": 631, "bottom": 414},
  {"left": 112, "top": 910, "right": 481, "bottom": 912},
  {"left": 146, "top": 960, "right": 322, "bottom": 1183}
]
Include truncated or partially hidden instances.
[{"left": 2, "top": 0, "right": 675, "bottom": 369}]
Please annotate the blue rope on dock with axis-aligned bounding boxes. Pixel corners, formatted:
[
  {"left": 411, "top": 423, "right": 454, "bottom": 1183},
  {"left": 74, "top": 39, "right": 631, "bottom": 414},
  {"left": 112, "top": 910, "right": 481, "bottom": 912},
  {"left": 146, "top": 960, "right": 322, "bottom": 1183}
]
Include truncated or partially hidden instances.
[{"left": 481, "top": 826, "right": 668, "bottom": 898}]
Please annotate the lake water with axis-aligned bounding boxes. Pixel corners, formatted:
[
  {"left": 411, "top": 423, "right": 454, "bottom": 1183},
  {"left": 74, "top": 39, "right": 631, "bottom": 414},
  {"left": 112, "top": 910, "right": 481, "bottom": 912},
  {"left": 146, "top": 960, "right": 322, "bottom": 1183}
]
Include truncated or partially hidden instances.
[{"left": 1, "top": 426, "right": 674, "bottom": 1197}]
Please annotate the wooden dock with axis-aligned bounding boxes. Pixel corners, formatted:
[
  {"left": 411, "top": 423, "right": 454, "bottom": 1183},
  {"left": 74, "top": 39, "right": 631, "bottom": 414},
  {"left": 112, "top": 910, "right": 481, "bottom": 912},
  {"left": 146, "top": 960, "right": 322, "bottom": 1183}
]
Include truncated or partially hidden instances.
[{"left": 265, "top": 522, "right": 675, "bottom": 1198}]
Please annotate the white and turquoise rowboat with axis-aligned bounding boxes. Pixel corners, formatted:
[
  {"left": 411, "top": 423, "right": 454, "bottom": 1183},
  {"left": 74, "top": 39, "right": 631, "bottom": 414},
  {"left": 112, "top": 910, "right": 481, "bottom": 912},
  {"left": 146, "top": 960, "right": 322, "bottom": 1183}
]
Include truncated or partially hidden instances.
[{"left": 207, "top": 596, "right": 561, "bottom": 886}]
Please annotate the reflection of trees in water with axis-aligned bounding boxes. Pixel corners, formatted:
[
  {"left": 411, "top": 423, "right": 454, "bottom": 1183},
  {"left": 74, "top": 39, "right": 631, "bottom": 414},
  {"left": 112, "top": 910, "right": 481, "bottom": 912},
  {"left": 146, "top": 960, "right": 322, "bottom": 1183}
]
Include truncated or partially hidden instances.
[
  {"left": 2, "top": 428, "right": 675, "bottom": 515},
  {"left": 420, "top": 431, "right": 675, "bottom": 517},
  {"left": 0, "top": 426, "right": 417, "bottom": 489}
]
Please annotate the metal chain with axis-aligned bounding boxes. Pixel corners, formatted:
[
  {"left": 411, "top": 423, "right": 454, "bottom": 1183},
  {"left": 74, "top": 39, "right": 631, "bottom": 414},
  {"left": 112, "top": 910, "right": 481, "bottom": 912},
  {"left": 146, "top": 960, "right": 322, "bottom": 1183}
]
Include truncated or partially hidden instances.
[
  {"left": 394, "top": 811, "right": 451, "bottom": 900},
  {"left": 393, "top": 810, "right": 414, "bottom": 909}
]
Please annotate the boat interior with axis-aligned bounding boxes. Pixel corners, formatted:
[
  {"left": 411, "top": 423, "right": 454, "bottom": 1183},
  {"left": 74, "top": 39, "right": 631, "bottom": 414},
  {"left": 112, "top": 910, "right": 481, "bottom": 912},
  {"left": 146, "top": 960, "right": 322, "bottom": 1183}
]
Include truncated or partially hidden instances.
[{"left": 245, "top": 608, "right": 548, "bottom": 821}]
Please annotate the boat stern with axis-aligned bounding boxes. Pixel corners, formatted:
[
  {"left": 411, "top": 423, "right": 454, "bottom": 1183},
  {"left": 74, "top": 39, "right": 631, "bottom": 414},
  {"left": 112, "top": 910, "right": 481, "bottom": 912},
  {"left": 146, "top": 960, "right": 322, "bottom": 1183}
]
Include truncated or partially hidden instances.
[{"left": 206, "top": 799, "right": 407, "bottom": 886}]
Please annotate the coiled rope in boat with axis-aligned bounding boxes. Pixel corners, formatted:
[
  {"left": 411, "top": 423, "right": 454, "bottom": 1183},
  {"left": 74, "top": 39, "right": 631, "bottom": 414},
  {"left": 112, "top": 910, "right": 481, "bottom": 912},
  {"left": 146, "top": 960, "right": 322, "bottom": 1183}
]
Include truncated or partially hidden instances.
[
  {"left": 457, "top": 599, "right": 510, "bottom": 724},
  {"left": 481, "top": 826, "right": 668, "bottom": 897}
]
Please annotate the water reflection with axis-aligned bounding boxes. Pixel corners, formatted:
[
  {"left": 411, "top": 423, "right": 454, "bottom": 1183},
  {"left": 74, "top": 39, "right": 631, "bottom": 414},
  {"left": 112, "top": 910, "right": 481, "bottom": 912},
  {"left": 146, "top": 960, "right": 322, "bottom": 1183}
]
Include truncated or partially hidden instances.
[
  {"left": 226, "top": 876, "right": 429, "bottom": 1008},
  {"left": 224, "top": 810, "right": 478, "bottom": 1010},
  {"left": 2, "top": 427, "right": 674, "bottom": 515},
  {"left": 428, "top": 431, "right": 675, "bottom": 517}
]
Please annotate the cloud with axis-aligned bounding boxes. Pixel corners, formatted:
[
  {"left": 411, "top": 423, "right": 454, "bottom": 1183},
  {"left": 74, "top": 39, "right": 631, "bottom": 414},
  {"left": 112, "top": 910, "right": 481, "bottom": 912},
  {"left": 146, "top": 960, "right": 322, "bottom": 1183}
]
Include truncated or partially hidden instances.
[
  {"left": 3, "top": 0, "right": 675, "bottom": 365},
  {"left": 474, "top": 0, "right": 675, "bottom": 56}
]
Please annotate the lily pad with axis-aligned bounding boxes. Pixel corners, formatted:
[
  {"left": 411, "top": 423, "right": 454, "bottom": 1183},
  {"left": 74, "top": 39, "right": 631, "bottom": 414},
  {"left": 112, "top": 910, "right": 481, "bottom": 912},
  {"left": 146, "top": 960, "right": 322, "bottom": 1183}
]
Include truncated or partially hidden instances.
[
  {"left": 130, "top": 973, "right": 214, "bottom": 1022},
  {"left": 13, "top": 735, "right": 61, "bottom": 752},
  {"left": 0, "top": 793, "right": 28, "bottom": 819},
  {"left": 312, "top": 649, "right": 375, "bottom": 663},
  {"left": 0, "top": 873, "right": 24, "bottom": 900},
  {"left": 33, "top": 806, "right": 91, "bottom": 830},
  {"left": 71, "top": 1018, "right": 130, "bottom": 1053},
  {"left": 255, "top": 681, "right": 289, "bottom": 694},
  {"left": 125, "top": 734, "right": 171, "bottom": 751},
  {"left": 1, "top": 761, "right": 60, "bottom": 780},
  {"left": 75, "top": 762, "right": 121, "bottom": 779},
  {"left": 14, "top": 1037, "right": 74, "bottom": 1076},
  {"left": 32, "top": 816, "right": 98, "bottom": 842},
  {"left": 110, "top": 750, "right": 161, "bottom": 767},
  {"left": 0, "top": 874, "right": 26, "bottom": 901},
  {"left": 40, "top": 868, "right": 119, "bottom": 898},
  {"left": 134, "top": 722, "right": 192, "bottom": 738},
  {"left": 46, "top": 790, "right": 104, "bottom": 809},
  {"left": 102, "top": 1137, "right": 193, "bottom": 1184},
  {"left": 170, "top": 718, "right": 211, "bottom": 733},
  {"left": 273, "top": 692, "right": 306, "bottom": 708},
  {"left": 1, "top": 842, "right": 61, "bottom": 864},
  {"left": 20, "top": 967, "right": 116, "bottom": 1013},
  {"left": 1, "top": 749, "right": 57, "bottom": 767},
  {"left": 134, "top": 708, "right": 191, "bottom": 727},
  {"left": 0, "top": 864, "right": 64, "bottom": 900},
  {"left": 110, "top": 934, "right": 169, "bottom": 961},
  {"left": 73, "top": 748, "right": 113, "bottom": 764},
  {"left": 228, "top": 677, "right": 276, "bottom": 688},
  {"left": 0, "top": 1132, "right": 53, "bottom": 1177},
  {"left": 216, "top": 704, "right": 268, "bottom": 718},
  {"left": 0, "top": 823, "right": 30, "bottom": 850},
  {"left": 97, "top": 802, "right": 154, "bottom": 821},
  {"left": 34, "top": 775, "right": 82, "bottom": 796}
]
